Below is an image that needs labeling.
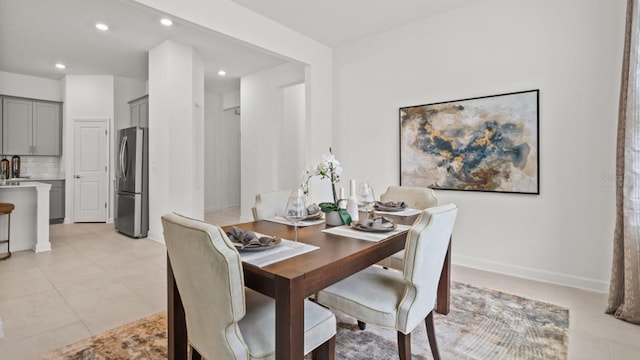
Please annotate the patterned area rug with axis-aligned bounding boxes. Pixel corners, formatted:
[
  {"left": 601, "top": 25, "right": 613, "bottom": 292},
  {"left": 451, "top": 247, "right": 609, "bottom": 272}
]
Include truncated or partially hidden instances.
[{"left": 33, "top": 282, "right": 568, "bottom": 360}]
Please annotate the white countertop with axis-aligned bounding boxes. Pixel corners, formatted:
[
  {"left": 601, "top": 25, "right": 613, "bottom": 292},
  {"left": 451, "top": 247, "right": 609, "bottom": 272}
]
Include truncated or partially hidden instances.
[
  {"left": 11, "top": 176, "right": 65, "bottom": 181},
  {"left": 0, "top": 181, "right": 52, "bottom": 188}
]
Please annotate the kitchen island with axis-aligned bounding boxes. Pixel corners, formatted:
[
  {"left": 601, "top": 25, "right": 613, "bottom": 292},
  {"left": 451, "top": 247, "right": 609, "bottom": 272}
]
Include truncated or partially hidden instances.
[{"left": 0, "top": 181, "right": 51, "bottom": 253}]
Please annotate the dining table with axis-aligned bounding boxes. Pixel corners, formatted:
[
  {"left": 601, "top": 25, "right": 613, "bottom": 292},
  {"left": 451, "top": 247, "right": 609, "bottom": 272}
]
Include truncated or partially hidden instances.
[{"left": 167, "top": 211, "right": 451, "bottom": 360}]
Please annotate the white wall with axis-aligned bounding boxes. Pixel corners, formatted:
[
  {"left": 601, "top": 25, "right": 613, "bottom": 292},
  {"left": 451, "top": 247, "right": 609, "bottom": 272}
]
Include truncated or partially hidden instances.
[
  {"left": 114, "top": 76, "right": 146, "bottom": 131},
  {"left": 63, "top": 75, "right": 115, "bottom": 223},
  {"left": 333, "top": 0, "right": 625, "bottom": 291},
  {"left": 204, "top": 92, "right": 222, "bottom": 211},
  {"left": 135, "top": 0, "right": 334, "bottom": 217},
  {"left": 281, "top": 83, "right": 306, "bottom": 193},
  {"left": 148, "top": 40, "right": 204, "bottom": 240},
  {"left": 240, "top": 63, "right": 305, "bottom": 219},
  {"left": 222, "top": 91, "right": 240, "bottom": 110},
  {"left": 0, "top": 71, "right": 62, "bottom": 101}
]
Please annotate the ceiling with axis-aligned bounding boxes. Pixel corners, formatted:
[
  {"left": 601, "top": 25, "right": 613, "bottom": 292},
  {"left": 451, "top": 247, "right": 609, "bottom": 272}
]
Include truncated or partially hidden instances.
[
  {"left": 0, "top": 0, "right": 287, "bottom": 93},
  {"left": 0, "top": 0, "right": 479, "bottom": 94},
  {"left": 229, "top": 0, "right": 480, "bottom": 47}
]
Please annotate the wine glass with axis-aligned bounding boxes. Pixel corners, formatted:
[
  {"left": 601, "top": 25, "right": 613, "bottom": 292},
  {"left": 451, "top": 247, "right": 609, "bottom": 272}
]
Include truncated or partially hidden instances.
[
  {"left": 357, "top": 182, "right": 375, "bottom": 219},
  {"left": 284, "top": 190, "right": 308, "bottom": 242}
]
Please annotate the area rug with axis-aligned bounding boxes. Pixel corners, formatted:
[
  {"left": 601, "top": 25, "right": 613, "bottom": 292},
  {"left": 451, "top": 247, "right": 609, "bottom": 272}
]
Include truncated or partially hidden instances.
[{"left": 33, "top": 282, "right": 568, "bottom": 360}]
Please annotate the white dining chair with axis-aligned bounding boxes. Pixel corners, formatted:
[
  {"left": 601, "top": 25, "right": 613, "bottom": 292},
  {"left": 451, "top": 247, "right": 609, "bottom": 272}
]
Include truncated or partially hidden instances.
[
  {"left": 377, "top": 186, "right": 439, "bottom": 270},
  {"left": 379, "top": 185, "right": 439, "bottom": 210},
  {"left": 316, "top": 204, "right": 457, "bottom": 360},
  {"left": 251, "top": 190, "right": 292, "bottom": 221},
  {"left": 162, "top": 213, "right": 336, "bottom": 360}
]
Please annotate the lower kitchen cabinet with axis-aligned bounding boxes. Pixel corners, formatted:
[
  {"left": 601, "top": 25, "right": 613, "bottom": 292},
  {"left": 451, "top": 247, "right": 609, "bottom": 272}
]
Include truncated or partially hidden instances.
[{"left": 48, "top": 180, "right": 65, "bottom": 224}]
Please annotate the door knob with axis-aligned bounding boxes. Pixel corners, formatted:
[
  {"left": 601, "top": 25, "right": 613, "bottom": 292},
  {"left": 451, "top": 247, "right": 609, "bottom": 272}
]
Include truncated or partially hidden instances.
[{"left": 74, "top": 175, "right": 81, "bottom": 178}]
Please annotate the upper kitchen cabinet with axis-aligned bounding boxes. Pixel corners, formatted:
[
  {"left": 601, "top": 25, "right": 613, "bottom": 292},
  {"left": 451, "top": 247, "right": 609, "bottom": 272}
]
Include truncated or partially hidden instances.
[
  {"left": 129, "top": 95, "right": 148, "bottom": 128},
  {"left": 2, "top": 97, "right": 32, "bottom": 154},
  {"left": 33, "top": 101, "right": 61, "bottom": 155},
  {"left": 2, "top": 97, "right": 62, "bottom": 156}
]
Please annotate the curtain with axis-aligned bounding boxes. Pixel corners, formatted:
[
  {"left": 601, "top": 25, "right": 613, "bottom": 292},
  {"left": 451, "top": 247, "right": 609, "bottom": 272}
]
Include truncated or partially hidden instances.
[{"left": 607, "top": 0, "right": 640, "bottom": 324}]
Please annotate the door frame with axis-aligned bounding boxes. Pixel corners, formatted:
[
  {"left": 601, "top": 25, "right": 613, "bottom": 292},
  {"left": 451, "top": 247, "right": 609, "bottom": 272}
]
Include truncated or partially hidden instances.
[{"left": 71, "top": 118, "right": 111, "bottom": 223}]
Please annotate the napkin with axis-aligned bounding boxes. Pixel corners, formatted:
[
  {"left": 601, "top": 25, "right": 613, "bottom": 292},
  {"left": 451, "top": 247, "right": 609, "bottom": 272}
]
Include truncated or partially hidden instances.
[
  {"left": 307, "top": 203, "right": 321, "bottom": 215},
  {"left": 353, "top": 216, "right": 395, "bottom": 230},
  {"left": 226, "top": 227, "right": 276, "bottom": 249},
  {"left": 375, "top": 201, "right": 408, "bottom": 209}
]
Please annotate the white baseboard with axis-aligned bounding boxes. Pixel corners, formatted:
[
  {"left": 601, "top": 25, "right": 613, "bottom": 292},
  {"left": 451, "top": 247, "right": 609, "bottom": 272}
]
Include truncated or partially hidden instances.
[
  {"left": 147, "top": 231, "right": 164, "bottom": 244},
  {"left": 453, "top": 254, "right": 610, "bottom": 293}
]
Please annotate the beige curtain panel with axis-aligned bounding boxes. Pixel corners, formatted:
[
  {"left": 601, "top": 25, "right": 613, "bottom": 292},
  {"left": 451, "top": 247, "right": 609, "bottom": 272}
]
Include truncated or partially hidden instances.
[{"left": 607, "top": 0, "right": 640, "bottom": 324}]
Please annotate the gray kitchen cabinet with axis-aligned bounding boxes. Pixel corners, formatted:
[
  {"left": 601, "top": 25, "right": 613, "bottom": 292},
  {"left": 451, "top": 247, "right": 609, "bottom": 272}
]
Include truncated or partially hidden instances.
[
  {"left": 33, "top": 101, "right": 62, "bottom": 155},
  {"left": 47, "top": 180, "right": 65, "bottom": 223},
  {"left": 1, "top": 96, "right": 62, "bottom": 156},
  {"left": 0, "top": 99, "right": 3, "bottom": 152},
  {"left": 129, "top": 95, "right": 148, "bottom": 128},
  {"left": 2, "top": 97, "right": 32, "bottom": 155}
]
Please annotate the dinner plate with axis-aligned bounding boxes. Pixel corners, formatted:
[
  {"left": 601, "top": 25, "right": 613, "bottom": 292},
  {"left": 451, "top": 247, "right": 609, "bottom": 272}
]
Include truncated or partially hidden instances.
[
  {"left": 233, "top": 237, "right": 282, "bottom": 252},
  {"left": 350, "top": 221, "right": 397, "bottom": 233},
  {"left": 304, "top": 212, "right": 323, "bottom": 220},
  {"left": 374, "top": 205, "right": 406, "bottom": 212}
]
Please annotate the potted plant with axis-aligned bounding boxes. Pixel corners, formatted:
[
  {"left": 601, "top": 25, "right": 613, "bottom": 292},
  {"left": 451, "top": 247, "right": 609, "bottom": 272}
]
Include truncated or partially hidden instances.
[{"left": 300, "top": 148, "right": 351, "bottom": 226}]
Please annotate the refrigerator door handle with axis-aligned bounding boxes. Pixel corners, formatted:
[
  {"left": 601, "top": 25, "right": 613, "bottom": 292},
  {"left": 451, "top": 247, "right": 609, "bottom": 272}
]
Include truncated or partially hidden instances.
[{"left": 119, "top": 135, "right": 128, "bottom": 180}]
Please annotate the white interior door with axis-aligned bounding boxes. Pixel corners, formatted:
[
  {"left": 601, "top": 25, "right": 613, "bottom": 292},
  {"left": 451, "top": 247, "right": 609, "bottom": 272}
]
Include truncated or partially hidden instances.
[{"left": 74, "top": 120, "right": 109, "bottom": 222}]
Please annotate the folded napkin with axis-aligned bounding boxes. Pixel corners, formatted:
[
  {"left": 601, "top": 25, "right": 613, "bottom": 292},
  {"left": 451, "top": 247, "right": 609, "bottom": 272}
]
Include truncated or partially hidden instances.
[
  {"left": 226, "top": 227, "right": 277, "bottom": 249},
  {"left": 375, "top": 201, "right": 408, "bottom": 209},
  {"left": 307, "top": 203, "right": 321, "bottom": 215},
  {"left": 353, "top": 216, "right": 395, "bottom": 230}
]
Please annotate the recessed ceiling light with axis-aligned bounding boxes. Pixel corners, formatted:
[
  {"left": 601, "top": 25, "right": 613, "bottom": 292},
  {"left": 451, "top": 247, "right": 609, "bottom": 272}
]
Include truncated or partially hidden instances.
[
  {"left": 218, "top": 70, "right": 226, "bottom": 76},
  {"left": 160, "top": 18, "right": 173, "bottom": 26},
  {"left": 95, "top": 23, "right": 109, "bottom": 31},
  {"left": 55, "top": 63, "right": 66, "bottom": 69}
]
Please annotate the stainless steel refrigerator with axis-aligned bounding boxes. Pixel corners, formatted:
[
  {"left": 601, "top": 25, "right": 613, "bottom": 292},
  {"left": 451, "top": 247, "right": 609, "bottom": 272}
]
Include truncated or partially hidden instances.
[{"left": 115, "top": 127, "right": 148, "bottom": 238}]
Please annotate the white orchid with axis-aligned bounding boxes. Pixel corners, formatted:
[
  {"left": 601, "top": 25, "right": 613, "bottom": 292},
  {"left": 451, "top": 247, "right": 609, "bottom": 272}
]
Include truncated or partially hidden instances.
[
  {"left": 300, "top": 149, "right": 342, "bottom": 203},
  {"left": 299, "top": 148, "right": 351, "bottom": 224}
]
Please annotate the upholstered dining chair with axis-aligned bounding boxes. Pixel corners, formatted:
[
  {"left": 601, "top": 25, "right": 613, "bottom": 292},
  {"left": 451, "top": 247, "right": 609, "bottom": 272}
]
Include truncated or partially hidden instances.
[
  {"left": 251, "top": 190, "right": 292, "bottom": 221},
  {"left": 379, "top": 185, "right": 439, "bottom": 210},
  {"left": 162, "top": 213, "right": 336, "bottom": 360},
  {"left": 316, "top": 204, "right": 457, "bottom": 360},
  {"left": 377, "top": 186, "right": 439, "bottom": 270}
]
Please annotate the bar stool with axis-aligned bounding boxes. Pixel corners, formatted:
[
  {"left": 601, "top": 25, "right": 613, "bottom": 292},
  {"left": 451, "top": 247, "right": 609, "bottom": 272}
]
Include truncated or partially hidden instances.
[{"left": 0, "top": 203, "right": 14, "bottom": 261}]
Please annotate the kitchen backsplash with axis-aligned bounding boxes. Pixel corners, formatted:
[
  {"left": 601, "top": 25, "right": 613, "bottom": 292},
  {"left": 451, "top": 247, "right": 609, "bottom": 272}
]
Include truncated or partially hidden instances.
[{"left": 12, "top": 156, "right": 61, "bottom": 178}]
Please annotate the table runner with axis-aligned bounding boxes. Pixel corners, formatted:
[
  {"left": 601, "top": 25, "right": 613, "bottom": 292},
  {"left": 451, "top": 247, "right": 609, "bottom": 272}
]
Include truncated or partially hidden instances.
[
  {"left": 266, "top": 216, "right": 326, "bottom": 227},
  {"left": 322, "top": 224, "right": 411, "bottom": 242},
  {"left": 239, "top": 237, "right": 319, "bottom": 267},
  {"left": 373, "top": 207, "right": 422, "bottom": 216}
]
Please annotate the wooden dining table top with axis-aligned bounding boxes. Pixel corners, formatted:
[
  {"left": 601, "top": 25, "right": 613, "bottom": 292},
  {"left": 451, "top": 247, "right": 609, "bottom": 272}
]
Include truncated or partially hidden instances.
[{"left": 224, "top": 214, "right": 418, "bottom": 299}]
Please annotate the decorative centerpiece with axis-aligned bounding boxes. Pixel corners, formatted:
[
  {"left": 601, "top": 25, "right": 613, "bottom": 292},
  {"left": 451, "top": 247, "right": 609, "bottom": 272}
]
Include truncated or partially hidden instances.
[{"left": 300, "top": 148, "right": 352, "bottom": 226}]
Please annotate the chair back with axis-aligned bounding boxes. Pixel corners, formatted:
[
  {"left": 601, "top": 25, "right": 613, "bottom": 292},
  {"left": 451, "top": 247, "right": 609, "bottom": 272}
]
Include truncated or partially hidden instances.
[
  {"left": 380, "top": 186, "right": 438, "bottom": 209},
  {"left": 251, "top": 190, "right": 292, "bottom": 220},
  {"left": 162, "top": 213, "right": 249, "bottom": 360},
  {"left": 396, "top": 203, "right": 457, "bottom": 332}
]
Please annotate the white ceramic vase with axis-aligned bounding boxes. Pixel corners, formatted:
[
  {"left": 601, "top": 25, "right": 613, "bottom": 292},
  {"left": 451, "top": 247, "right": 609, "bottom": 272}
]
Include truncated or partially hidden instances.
[{"left": 325, "top": 211, "right": 343, "bottom": 226}]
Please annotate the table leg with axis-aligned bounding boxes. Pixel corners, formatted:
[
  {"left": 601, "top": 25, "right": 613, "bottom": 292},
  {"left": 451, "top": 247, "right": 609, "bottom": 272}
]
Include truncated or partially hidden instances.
[
  {"left": 435, "top": 239, "right": 451, "bottom": 315},
  {"left": 168, "top": 254, "right": 188, "bottom": 360},
  {"left": 274, "top": 273, "right": 305, "bottom": 359}
]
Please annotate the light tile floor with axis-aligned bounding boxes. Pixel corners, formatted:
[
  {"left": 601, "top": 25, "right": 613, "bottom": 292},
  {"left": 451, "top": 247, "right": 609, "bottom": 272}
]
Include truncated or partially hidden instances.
[{"left": 0, "top": 208, "right": 638, "bottom": 359}]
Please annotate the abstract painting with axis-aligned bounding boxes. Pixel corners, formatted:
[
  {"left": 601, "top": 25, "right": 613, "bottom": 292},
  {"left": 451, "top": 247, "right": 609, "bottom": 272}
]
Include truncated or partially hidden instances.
[{"left": 400, "top": 90, "right": 539, "bottom": 194}]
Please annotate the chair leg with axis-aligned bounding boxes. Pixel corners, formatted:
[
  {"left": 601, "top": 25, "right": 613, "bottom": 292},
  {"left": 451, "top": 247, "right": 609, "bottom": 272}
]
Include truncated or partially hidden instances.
[
  {"left": 425, "top": 310, "right": 440, "bottom": 360},
  {"left": 357, "top": 320, "right": 367, "bottom": 330},
  {"left": 190, "top": 345, "right": 202, "bottom": 360},
  {"left": 397, "top": 331, "right": 411, "bottom": 360},
  {"left": 312, "top": 335, "right": 336, "bottom": 360}
]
